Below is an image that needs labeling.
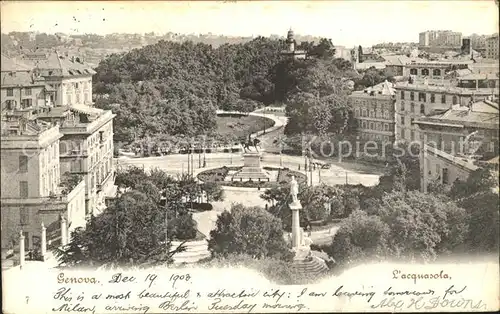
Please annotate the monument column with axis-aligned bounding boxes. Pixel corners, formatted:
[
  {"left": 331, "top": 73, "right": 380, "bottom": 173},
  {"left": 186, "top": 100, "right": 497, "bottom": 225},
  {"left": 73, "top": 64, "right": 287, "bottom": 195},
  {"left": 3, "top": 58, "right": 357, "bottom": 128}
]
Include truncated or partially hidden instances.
[
  {"left": 289, "top": 176, "right": 302, "bottom": 248},
  {"left": 19, "top": 231, "right": 25, "bottom": 269},
  {"left": 290, "top": 202, "right": 302, "bottom": 248},
  {"left": 41, "top": 222, "right": 47, "bottom": 261},
  {"left": 61, "top": 215, "right": 68, "bottom": 246}
]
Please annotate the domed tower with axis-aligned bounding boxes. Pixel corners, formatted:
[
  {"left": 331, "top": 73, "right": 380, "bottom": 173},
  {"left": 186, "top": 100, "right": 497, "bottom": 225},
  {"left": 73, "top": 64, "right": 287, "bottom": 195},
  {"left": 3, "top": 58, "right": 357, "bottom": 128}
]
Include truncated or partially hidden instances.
[{"left": 286, "top": 28, "right": 295, "bottom": 53}]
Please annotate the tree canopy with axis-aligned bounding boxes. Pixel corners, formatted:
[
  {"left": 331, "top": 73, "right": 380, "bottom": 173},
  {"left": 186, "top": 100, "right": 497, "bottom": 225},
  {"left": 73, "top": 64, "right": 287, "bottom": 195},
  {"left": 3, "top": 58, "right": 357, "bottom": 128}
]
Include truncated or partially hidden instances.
[{"left": 207, "top": 204, "right": 293, "bottom": 261}]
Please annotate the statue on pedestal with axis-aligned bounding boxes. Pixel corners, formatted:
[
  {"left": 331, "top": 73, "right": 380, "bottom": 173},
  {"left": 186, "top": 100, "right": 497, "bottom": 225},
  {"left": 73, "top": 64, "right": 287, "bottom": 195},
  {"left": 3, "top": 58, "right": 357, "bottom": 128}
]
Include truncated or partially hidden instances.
[
  {"left": 241, "top": 134, "right": 261, "bottom": 153},
  {"left": 290, "top": 175, "right": 299, "bottom": 204}
]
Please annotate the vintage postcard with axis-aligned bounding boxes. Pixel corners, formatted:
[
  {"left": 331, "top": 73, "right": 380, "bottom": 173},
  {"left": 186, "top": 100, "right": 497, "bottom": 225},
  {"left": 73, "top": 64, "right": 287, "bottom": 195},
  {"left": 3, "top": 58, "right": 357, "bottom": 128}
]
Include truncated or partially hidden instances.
[{"left": 1, "top": 1, "right": 499, "bottom": 313}]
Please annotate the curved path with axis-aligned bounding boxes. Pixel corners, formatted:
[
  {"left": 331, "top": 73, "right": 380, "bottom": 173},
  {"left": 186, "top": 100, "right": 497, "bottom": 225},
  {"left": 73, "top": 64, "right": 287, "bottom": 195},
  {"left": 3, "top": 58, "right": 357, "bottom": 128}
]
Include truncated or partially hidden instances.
[{"left": 117, "top": 108, "right": 381, "bottom": 262}]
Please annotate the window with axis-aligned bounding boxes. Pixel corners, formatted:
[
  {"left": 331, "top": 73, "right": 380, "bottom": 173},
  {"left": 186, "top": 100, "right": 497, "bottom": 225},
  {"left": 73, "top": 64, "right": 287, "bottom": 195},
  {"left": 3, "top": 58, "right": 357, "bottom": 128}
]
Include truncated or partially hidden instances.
[
  {"left": 401, "top": 116, "right": 405, "bottom": 125},
  {"left": 410, "top": 130, "right": 415, "bottom": 141},
  {"left": 433, "top": 69, "right": 441, "bottom": 76},
  {"left": 384, "top": 110, "right": 389, "bottom": 119},
  {"left": 410, "top": 68, "right": 417, "bottom": 75},
  {"left": 420, "top": 104, "right": 425, "bottom": 114},
  {"left": 400, "top": 91, "right": 405, "bottom": 100},
  {"left": 362, "top": 121, "right": 367, "bottom": 129},
  {"left": 20, "top": 181, "right": 28, "bottom": 198},
  {"left": 369, "top": 122, "right": 374, "bottom": 130},
  {"left": 442, "top": 168, "right": 449, "bottom": 184},
  {"left": 400, "top": 102, "right": 405, "bottom": 111},
  {"left": 21, "top": 99, "right": 32, "bottom": 108},
  {"left": 452, "top": 95, "right": 457, "bottom": 104},
  {"left": 421, "top": 68, "right": 429, "bottom": 76},
  {"left": 20, "top": 208, "right": 29, "bottom": 225},
  {"left": 354, "top": 109, "right": 359, "bottom": 117},
  {"left": 410, "top": 117, "right": 414, "bottom": 125},
  {"left": 70, "top": 160, "right": 83, "bottom": 173},
  {"left": 19, "top": 156, "right": 28, "bottom": 173},
  {"left": 75, "top": 83, "right": 79, "bottom": 89},
  {"left": 411, "top": 103, "right": 415, "bottom": 113},
  {"left": 6, "top": 100, "right": 15, "bottom": 110},
  {"left": 430, "top": 94, "right": 435, "bottom": 103},
  {"left": 384, "top": 123, "right": 389, "bottom": 131},
  {"left": 25, "top": 87, "right": 32, "bottom": 96},
  {"left": 401, "top": 128, "right": 406, "bottom": 139},
  {"left": 441, "top": 94, "right": 446, "bottom": 104},
  {"left": 418, "top": 92, "right": 426, "bottom": 102},
  {"left": 410, "top": 92, "right": 415, "bottom": 101},
  {"left": 6, "top": 88, "right": 13, "bottom": 96},
  {"left": 436, "top": 164, "right": 441, "bottom": 179}
]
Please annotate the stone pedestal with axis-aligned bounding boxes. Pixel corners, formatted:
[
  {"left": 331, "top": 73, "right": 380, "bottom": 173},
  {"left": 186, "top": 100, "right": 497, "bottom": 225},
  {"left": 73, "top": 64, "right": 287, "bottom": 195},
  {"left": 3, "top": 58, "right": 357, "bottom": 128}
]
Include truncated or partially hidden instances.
[
  {"left": 232, "top": 152, "right": 269, "bottom": 181},
  {"left": 290, "top": 201, "right": 302, "bottom": 249}
]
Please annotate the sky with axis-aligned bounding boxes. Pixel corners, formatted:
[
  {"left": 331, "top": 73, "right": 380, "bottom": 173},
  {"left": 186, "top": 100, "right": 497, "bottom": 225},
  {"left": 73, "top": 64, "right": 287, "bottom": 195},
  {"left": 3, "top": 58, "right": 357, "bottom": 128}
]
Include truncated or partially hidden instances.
[{"left": 1, "top": 1, "right": 498, "bottom": 47}]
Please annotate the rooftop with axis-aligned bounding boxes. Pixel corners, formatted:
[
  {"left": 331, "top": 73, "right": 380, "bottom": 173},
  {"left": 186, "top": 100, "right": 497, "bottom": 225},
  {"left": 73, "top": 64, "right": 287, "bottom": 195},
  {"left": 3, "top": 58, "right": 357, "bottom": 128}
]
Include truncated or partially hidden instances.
[
  {"left": 0, "top": 71, "right": 45, "bottom": 87},
  {"left": 414, "top": 99, "right": 499, "bottom": 130},
  {"left": 21, "top": 51, "right": 96, "bottom": 77},
  {"left": 0, "top": 55, "right": 32, "bottom": 72},
  {"left": 352, "top": 80, "right": 395, "bottom": 97}
]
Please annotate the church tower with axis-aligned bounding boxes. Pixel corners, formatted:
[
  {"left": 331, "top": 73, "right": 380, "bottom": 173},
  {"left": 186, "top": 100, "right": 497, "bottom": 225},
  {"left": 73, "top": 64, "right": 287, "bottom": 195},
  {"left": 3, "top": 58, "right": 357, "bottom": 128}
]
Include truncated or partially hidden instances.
[
  {"left": 281, "top": 28, "right": 306, "bottom": 60},
  {"left": 286, "top": 28, "right": 296, "bottom": 53}
]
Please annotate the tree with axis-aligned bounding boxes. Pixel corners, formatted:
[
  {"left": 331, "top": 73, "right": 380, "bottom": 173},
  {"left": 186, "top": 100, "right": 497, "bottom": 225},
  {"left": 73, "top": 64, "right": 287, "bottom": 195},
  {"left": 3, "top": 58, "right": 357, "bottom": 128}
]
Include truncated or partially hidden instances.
[
  {"left": 376, "top": 191, "right": 468, "bottom": 260},
  {"left": 59, "top": 172, "right": 83, "bottom": 195},
  {"left": 208, "top": 204, "right": 293, "bottom": 261},
  {"left": 53, "top": 190, "right": 187, "bottom": 268},
  {"left": 450, "top": 167, "right": 499, "bottom": 253},
  {"left": 327, "top": 190, "right": 469, "bottom": 267},
  {"left": 329, "top": 210, "right": 390, "bottom": 267},
  {"left": 201, "top": 182, "right": 225, "bottom": 202}
]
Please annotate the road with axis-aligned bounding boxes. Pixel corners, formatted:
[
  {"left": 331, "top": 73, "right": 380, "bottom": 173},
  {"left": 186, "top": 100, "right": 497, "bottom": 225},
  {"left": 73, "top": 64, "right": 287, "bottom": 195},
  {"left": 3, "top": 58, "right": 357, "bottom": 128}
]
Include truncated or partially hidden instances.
[{"left": 116, "top": 108, "right": 384, "bottom": 250}]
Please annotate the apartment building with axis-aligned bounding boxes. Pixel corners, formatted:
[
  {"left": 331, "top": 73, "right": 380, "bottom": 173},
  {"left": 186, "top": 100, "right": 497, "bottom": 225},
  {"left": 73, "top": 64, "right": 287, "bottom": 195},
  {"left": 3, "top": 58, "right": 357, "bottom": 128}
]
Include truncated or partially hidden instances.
[
  {"left": 37, "top": 105, "right": 115, "bottom": 215},
  {"left": 350, "top": 80, "right": 396, "bottom": 143},
  {"left": 395, "top": 83, "right": 499, "bottom": 142},
  {"left": 1, "top": 55, "right": 54, "bottom": 111},
  {"left": 21, "top": 51, "right": 95, "bottom": 107},
  {"left": 0, "top": 120, "right": 86, "bottom": 252},
  {"left": 486, "top": 34, "right": 499, "bottom": 59},
  {"left": 0, "top": 52, "right": 116, "bottom": 256},
  {"left": 419, "top": 30, "right": 462, "bottom": 47},
  {"left": 414, "top": 99, "right": 499, "bottom": 192}
]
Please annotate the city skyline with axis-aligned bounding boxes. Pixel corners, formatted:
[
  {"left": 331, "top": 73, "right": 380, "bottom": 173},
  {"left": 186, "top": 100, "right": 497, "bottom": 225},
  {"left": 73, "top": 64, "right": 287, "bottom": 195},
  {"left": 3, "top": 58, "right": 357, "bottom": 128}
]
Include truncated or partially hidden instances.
[{"left": 1, "top": 1, "right": 498, "bottom": 47}]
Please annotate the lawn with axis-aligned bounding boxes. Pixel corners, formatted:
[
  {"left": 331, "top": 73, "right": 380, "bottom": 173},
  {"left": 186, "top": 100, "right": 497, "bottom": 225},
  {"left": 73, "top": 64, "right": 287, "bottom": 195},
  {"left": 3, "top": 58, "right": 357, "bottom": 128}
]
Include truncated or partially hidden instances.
[{"left": 216, "top": 114, "right": 275, "bottom": 139}]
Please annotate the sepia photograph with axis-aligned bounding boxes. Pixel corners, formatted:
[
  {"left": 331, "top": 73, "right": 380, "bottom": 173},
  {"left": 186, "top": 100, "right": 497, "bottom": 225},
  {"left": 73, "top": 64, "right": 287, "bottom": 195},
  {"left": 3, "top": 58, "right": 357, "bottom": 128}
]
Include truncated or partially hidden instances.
[{"left": 1, "top": 1, "right": 499, "bottom": 313}]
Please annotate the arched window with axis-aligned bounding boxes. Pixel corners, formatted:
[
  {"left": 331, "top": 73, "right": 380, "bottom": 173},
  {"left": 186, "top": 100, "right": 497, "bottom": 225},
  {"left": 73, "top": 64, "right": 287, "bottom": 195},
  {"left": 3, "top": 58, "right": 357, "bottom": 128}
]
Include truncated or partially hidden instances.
[
  {"left": 421, "top": 68, "right": 430, "bottom": 76},
  {"left": 420, "top": 104, "right": 425, "bottom": 114},
  {"left": 355, "top": 109, "right": 360, "bottom": 117},
  {"left": 433, "top": 69, "right": 441, "bottom": 76},
  {"left": 384, "top": 123, "right": 389, "bottom": 131},
  {"left": 376, "top": 123, "right": 381, "bottom": 130},
  {"left": 410, "top": 68, "right": 417, "bottom": 75},
  {"left": 384, "top": 110, "right": 389, "bottom": 119},
  {"left": 362, "top": 121, "right": 367, "bottom": 129}
]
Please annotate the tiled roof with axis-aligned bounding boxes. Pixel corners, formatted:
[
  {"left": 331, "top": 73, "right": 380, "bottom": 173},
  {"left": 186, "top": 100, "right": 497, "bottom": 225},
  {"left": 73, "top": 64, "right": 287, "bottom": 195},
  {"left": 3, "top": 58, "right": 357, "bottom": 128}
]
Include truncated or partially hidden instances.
[
  {"left": 21, "top": 51, "right": 96, "bottom": 77},
  {"left": 0, "top": 55, "right": 32, "bottom": 72},
  {"left": 425, "top": 145, "right": 479, "bottom": 172},
  {"left": 382, "top": 55, "right": 411, "bottom": 66},
  {"left": 414, "top": 100, "right": 499, "bottom": 129},
  {"left": 0, "top": 71, "right": 45, "bottom": 87}
]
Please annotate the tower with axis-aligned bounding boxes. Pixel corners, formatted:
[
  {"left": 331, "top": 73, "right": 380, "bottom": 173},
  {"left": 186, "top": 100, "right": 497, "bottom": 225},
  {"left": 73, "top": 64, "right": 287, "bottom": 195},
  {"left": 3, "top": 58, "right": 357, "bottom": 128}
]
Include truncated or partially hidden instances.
[{"left": 286, "top": 28, "right": 295, "bottom": 53}]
